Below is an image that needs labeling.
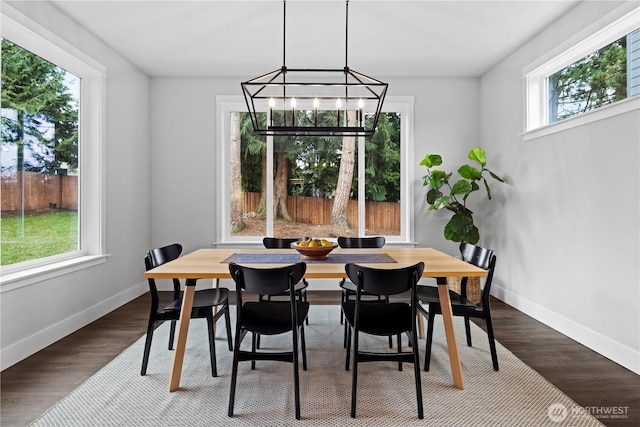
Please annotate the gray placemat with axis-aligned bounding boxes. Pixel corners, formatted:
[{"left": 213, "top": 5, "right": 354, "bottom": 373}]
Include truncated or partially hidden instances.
[{"left": 221, "top": 253, "right": 397, "bottom": 264}]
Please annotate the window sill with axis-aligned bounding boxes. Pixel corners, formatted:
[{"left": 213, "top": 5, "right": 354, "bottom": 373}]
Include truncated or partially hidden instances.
[
  {"left": 522, "top": 95, "right": 640, "bottom": 142},
  {"left": 0, "top": 254, "right": 110, "bottom": 293}
]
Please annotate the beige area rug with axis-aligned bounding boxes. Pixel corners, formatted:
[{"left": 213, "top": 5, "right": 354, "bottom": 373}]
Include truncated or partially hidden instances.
[{"left": 31, "top": 306, "right": 603, "bottom": 426}]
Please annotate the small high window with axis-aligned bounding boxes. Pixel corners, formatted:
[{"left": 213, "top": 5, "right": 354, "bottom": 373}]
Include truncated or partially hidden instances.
[{"left": 524, "top": 6, "right": 639, "bottom": 138}]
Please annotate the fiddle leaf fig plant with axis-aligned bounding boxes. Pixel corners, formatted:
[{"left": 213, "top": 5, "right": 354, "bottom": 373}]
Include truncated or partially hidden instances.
[{"left": 420, "top": 148, "right": 504, "bottom": 244}]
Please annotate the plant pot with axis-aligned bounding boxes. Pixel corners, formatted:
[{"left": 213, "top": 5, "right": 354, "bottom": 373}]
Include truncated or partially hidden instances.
[{"left": 448, "top": 276, "right": 481, "bottom": 305}]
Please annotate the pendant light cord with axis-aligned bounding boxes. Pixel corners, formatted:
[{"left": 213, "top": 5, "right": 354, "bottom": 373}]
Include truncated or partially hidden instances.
[
  {"left": 345, "top": 0, "right": 349, "bottom": 69},
  {"left": 282, "top": 0, "right": 286, "bottom": 70}
]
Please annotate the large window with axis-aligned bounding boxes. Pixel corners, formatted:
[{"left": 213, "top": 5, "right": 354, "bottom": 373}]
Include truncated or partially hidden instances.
[
  {"left": 217, "top": 96, "right": 414, "bottom": 244},
  {"left": 523, "top": 5, "right": 639, "bottom": 138},
  {"left": 1, "top": 40, "right": 80, "bottom": 266},
  {"left": 1, "top": 7, "right": 106, "bottom": 286}
]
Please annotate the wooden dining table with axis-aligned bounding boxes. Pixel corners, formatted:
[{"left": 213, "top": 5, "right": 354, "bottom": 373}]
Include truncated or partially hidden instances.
[{"left": 144, "top": 246, "right": 488, "bottom": 392}]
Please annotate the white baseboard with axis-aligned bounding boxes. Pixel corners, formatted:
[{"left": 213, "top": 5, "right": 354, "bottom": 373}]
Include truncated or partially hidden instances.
[
  {"left": 0, "top": 282, "right": 148, "bottom": 371},
  {"left": 492, "top": 283, "right": 640, "bottom": 375}
]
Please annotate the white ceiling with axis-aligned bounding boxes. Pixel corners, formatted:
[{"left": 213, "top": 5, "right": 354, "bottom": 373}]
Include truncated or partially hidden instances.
[{"left": 49, "top": 0, "right": 580, "bottom": 78}]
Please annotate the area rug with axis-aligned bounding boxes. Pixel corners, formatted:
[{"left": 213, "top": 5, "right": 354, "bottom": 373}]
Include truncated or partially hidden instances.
[{"left": 30, "top": 306, "right": 603, "bottom": 426}]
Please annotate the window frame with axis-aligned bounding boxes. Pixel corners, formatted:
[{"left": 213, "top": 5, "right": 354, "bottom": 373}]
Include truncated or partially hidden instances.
[
  {"left": 215, "top": 95, "right": 415, "bottom": 246},
  {"left": 0, "top": 5, "right": 107, "bottom": 291},
  {"left": 522, "top": 4, "right": 640, "bottom": 141}
]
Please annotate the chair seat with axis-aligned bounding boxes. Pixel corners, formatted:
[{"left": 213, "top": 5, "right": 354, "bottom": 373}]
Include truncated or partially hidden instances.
[
  {"left": 242, "top": 301, "right": 310, "bottom": 335},
  {"left": 417, "top": 285, "right": 476, "bottom": 307},
  {"left": 342, "top": 301, "right": 412, "bottom": 336},
  {"left": 163, "top": 288, "right": 229, "bottom": 313}
]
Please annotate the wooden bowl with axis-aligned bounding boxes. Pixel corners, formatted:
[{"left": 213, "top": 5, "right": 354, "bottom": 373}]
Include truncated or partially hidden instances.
[{"left": 290, "top": 241, "right": 338, "bottom": 260}]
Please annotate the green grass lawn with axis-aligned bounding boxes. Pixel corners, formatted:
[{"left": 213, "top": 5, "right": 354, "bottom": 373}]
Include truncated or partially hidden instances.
[{"left": 1, "top": 211, "right": 78, "bottom": 266}]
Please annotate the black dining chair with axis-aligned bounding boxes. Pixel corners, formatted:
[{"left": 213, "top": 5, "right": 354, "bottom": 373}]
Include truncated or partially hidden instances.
[
  {"left": 262, "top": 237, "right": 310, "bottom": 324},
  {"left": 417, "top": 242, "right": 499, "bottom": 371},
  {"left": 142, "top": 243, "right": 232, "bottom": 377},
  {"left": 228, "top": 262, "right": 309, "bottom": 420},
  {"left": 337, "top": 236, "right": 391, "bottom": 348},
  {"left": 342, "top": 262, "right": 425, "bottom": 419}
]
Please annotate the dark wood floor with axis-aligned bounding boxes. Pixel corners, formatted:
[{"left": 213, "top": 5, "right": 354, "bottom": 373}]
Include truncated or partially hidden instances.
[{"left": 1, "top": 292, "right": 638, "bottom": 426}]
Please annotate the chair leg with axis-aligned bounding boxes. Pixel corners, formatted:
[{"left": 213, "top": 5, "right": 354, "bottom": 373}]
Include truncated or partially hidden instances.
[
  {"left": 386, "top": 296, "right": 392, "bottom": 349},
  {"left": 292, "top": 326, "right": 302, "bottom": 420},
  {"left": 343, "top": 319, "right": 349, "bottom": 348},
  {"left": 485, "top": 313, "right": 499, "bottom": 371},
  {"left": 141, "top": 319, "right": 156, "bottom": 376},
  {"left": 228, "top": 328, "right": 241, "bottom": 417},
  {"left": 345, "top": 324, "right": 352, "bottom": 371},
  {"left": 206, "top": 313, "right": 217, "bottom": 377},
  {"left": 168, "top": 319, "right": 177, "bottom": 350},
  {"left": 464, "top": 316, "right": 472, "bottom": 347},
  {"left": 411, "top": 328, "right": 424, "bottom": 419},
  {"left": 350, "top": 327, "right": 359, "bottom": 418},
  {"left": 303, "top": 289, "right": 309, "bottom": 325},
  {"left": 224, "top": 305, "right": 233, "bottom": 351},
  {"left": 251, "top": 333, "right": 257, "bottom": 370},
  {"left": 424, "top": 308, "right": 436, "bottom": 371},
  {"left": 300, "top": 324, "right": 308, "bottom": 371},
  {"left": 397, "top": 333, "right": 403, "bottom": 371}
]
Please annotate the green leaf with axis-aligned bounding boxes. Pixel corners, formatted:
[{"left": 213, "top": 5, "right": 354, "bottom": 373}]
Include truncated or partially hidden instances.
[
  {"left": 444, "top": 210, "right": 479, "bottom": 244},
  {"left": 428, "top": 169, "right": 447, "bottom": 188},
  {"left": 419, "top": 153, "right": 442, "bottom": 167},
  {"left": 487, "top": 169, "right": 505, "bottom": 183},
  {"left": 468, "top": 148, "right": 486, "bottom": 167},
  {"left": 451, "top": 180, "right": 472, "bottom": 196},
  {"left": 458, "top": 164, "right": 482, "bottom": 180},
  {"left": 432, "top": 195, "right": 450, "bottom": 209},
  {"left": 483, "top": 177, "right": 492, "bottom": 200},
  {"left": 426, "top": 188, "right": 442, "bottom": 205}
]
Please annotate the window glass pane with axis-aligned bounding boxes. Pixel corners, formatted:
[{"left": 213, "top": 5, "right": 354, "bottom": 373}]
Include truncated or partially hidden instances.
[
  {"left": 1, "top": 39, "right": 79, "bottom": 266},
  {"left": 230, "top": 109, "right": 402, "bottom": 240},
  {"left": 363, "top": 112, "right": 401, "bottom": 236},
  {"left": 547, "top": 34, "right": 629, "bottom": 123}
]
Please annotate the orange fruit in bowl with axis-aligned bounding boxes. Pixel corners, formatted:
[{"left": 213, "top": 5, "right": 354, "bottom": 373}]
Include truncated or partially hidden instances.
[{"left": 298, "top": 240, "right": 308, "bottom": 247}]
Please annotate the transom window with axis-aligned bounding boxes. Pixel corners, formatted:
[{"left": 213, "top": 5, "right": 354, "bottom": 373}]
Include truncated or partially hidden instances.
[{"left": 523, "top": 6, "right": 639, "bottom": 138}]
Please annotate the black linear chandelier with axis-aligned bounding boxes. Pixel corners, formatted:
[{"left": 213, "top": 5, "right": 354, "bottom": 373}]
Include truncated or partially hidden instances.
[{"left": 241, "top": 0, "right": 388, "bottom": 137}]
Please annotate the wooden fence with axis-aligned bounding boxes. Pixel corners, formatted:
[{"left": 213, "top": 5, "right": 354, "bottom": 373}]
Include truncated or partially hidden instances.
[
  {"left": 0, "top": 175, "right": 400, "bottom": 232},
  {"left": 1, "top": 171, "right": 78, "bottom": 212},
  {"left": 242, "top": 192, "right": 400, "bottom": 231}
]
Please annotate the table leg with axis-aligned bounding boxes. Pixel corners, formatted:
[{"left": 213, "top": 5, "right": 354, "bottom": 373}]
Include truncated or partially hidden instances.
[
  {"left": 169, "top": 279, "right": 197, "bottom": 392},
  {"left": 437, "top": 277, "right": 464, "bottom": 390}
]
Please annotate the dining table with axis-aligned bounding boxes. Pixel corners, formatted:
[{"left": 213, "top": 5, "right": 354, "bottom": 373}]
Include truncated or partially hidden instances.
[{"left": 143, "top": 246, "right": 488, "bottom": 392}]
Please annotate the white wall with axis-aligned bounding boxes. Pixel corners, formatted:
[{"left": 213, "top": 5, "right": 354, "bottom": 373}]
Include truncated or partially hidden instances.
[
  {"left": 149, "top": 77, "right": 479, "bottom": 248},
  {"left": 4, "top": 0, "right": 637, "bottom": 376},
  {"left": 0, "top": 1, "right": 151, "bottom": 370},
  {"left": 148, "top": 76, "right": 479, "bottom": 291},
  {"left": 480, "top": 0, "right": 640, "bottom": 374}
]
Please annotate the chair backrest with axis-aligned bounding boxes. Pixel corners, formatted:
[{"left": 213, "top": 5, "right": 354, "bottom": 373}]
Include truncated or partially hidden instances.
[
  {"left": 145, "top": 243, "right": 182, "bottom": 271},
  {"left": 345, "top": 262, "right": 424, "bottom": 297},
  {"left": 229, "top": 262, "right": 307, "bottom": 300},
  {"left": 144, "top": 243, "right": 183, "bottom": 310},
  {"left": 263, "top": 237, "right": 309, "bottom": 249},
  {"left": 337, "top": 236, "right": 385, "bottom": 249},
  {"left": 459, "top": 242, "right": 497, "bottom": 305}
]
